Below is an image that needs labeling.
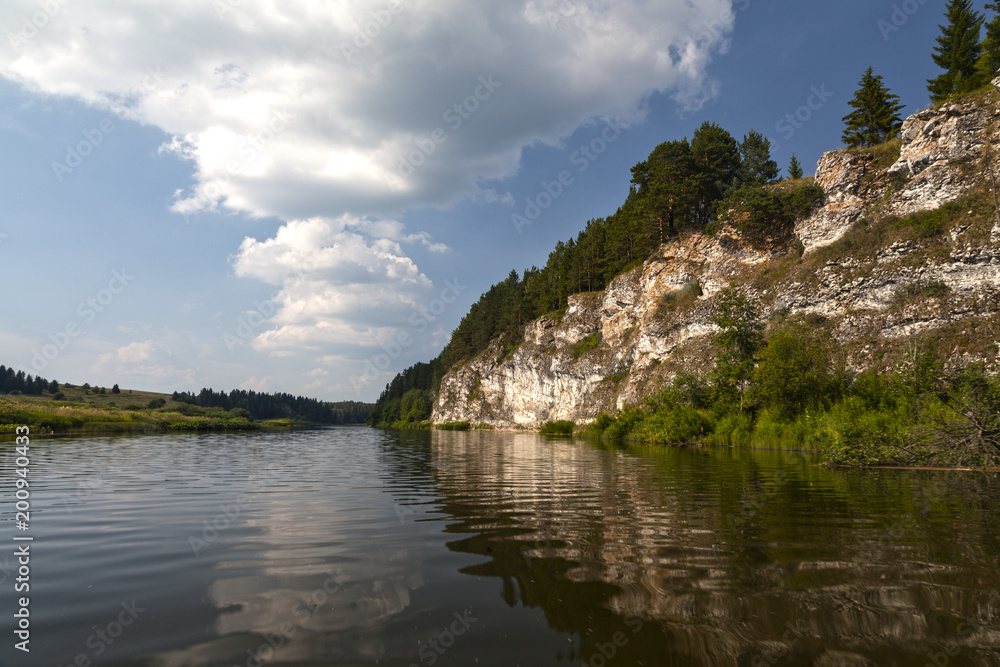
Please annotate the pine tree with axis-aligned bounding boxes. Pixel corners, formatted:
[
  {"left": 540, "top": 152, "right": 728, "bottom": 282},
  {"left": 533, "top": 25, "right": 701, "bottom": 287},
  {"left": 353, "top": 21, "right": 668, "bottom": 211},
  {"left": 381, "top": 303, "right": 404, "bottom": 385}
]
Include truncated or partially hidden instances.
[
  {"left": 711, "top": 287, "right": 763, "bottom": 412},
  {"left": 977, "top": 1, "right": 1000, "bottom": 82},
  {"left": 842, "top": 67, "right": 905, "bottom": 148},
  {"left": 927, "top": 0, "right": 984, "bottom": 103},
  {"left": 690, "top": 122, "right": 740, "bottom": 224},
  {"left": 631, "top": 139, "right": 697, "bottom": 243},
  {"left": 788, "top": 153, "right": 804, "bottom": 180},
  {"left": 736, "top": 130, "right": 779, "bottom": 187}
]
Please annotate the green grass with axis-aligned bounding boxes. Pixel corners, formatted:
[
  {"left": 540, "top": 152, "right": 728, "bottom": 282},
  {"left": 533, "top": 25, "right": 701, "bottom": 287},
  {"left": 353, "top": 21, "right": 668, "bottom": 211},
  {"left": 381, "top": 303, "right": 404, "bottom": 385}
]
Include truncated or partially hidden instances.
[
  {"left": 656, "top": 280, "right": 702, "bottom": 318},
  {"left": 437, "top": 421, "right": 471, "bottom": 431},
  {"left": 0, "top": 395, "right": 259, "bottom": 435},
  {"left": 571, "top": 332, "right": 602, "bottom": 359},
  {"left": 846, "top": 137, "right": 902, "bottom": 171}
]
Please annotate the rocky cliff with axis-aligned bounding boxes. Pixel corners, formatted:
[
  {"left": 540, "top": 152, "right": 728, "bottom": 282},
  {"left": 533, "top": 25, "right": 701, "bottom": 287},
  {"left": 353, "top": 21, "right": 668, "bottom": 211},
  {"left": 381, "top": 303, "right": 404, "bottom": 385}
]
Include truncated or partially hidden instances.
[{"left": 432, "top": 87, "right": 1000, "bottom": 429}]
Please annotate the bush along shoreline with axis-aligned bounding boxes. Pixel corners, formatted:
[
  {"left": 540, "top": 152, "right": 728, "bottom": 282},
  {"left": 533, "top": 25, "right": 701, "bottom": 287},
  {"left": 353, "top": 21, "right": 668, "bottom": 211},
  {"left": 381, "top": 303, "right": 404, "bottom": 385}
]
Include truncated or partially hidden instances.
[{"left": 580, "top": 288, "right": 1000, "bottom": 468}]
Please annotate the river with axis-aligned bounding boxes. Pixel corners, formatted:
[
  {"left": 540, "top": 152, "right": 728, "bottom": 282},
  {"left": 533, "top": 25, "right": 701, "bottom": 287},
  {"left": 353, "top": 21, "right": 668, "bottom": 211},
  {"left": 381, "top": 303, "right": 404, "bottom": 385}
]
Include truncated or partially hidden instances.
[{"left": 1, "top": 427, "right": 999, "bottom": 666}]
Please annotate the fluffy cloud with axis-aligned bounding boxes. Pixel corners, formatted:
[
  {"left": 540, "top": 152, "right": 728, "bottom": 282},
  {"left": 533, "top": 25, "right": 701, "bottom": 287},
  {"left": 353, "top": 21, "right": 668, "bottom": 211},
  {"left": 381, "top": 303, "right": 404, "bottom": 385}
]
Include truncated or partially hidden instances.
[
  {"left": 233, "top": 215, "right": 446, "bottom": 354},
  {"left": 2, "top": 0, "right": 736, "bottom": 220},
  {"left": 2, "top": 0, "right": 736, "bottom": 366}
]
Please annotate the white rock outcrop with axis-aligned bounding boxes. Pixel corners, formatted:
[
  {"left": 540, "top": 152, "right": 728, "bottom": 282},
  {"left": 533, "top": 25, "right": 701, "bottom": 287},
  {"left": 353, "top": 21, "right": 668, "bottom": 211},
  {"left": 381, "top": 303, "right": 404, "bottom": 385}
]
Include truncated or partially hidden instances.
[
  {"left": 795, "top": 94, "right": 1000, "bottom": 253},
  {"left": 432, "top": 95, "right": 1000, "bottom": 429}
]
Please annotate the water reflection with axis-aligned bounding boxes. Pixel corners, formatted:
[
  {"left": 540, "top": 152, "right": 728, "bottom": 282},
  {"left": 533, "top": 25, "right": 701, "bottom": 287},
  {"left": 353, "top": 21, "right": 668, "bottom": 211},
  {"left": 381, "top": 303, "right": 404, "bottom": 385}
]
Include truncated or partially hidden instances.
[
  {"left": 426, "top": 431, "right": 1000, "bottom": 666},
  {"left": 2, "top": 428, "right": 999, "bottom": 666}
]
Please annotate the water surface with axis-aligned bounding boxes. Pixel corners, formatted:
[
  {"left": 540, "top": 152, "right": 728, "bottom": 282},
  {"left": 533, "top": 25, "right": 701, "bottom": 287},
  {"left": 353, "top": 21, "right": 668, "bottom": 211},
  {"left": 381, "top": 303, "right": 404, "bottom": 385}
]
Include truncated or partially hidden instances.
[{"left": 1, "top": 427, "right": 999, "bottom": 666}]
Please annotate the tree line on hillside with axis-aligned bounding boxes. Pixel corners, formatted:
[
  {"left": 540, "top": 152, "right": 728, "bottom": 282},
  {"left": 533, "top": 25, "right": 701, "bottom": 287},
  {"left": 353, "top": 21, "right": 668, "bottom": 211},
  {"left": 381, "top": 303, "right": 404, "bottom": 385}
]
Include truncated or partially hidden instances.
[
  {"left": 1, "top": 362, "right": 371, "bottom": 424},
  {"left": 367, "top": 361, "right": 443, "bottom": 427},
  {"left": 436, "top": 123, "right": 823, "bottom": 374},
  {"left": 171, "top": 388, "right": 371, "bottom": 424},
  {"left": 0, "top": 365, "right": 58, "bottom": 395},
  {"left": 928, "top": 0, "right": 1000, "bottom": 102}
]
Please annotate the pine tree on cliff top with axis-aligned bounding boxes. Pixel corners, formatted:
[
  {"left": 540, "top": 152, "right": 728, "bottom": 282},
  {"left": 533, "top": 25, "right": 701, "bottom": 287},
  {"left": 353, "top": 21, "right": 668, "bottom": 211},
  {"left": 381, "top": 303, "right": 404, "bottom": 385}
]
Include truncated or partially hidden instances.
[
  {"left": 787, "top": 153, "right": 804, "bottom": 180},
  {"left": 927, "top": 0, "right": 984, "bottom": 103},
  {"left": 977, "top": 2, "right": 1000, "bottom": 83},
  {"left": 736, "top": 130, "right": 779, "bottom": 187},
  {"left": 842, "top": 67, "right": 904, "bottom": 148}
]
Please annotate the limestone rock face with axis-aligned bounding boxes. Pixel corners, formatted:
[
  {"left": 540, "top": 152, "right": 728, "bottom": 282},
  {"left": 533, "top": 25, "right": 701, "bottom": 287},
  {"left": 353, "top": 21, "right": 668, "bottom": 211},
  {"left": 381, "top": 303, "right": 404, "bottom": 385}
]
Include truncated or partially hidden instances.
[
  {"left": 795, "top": 97, "right": 1000, "bottom": 253},
  {"left": 431, "top": 96, "right": 1000, "bottom": 430},
  {"left": 889, "top": 102, "right": 989, "bottom": 177},
  {"left": 794, "top": 151, "right": 873, "bottom": 252}
]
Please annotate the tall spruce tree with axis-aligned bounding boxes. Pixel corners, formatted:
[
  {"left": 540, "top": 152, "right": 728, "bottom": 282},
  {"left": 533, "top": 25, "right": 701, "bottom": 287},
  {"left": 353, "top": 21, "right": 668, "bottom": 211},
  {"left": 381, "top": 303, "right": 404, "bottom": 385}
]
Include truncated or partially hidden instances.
[
  {"left": 927, "top": 0, "right": 984, "bottom": 103},
  {"left": 977, "top": 2, "right": 1000, "bottom": 82},
  {"left": 787, "top": 153, "right": 804, "bottom": 180},
  {"left": 630, "top": 139, "right": 697, "bottom": 243},
  {"left": 690, "top": 122, "right": 740, "bottom": 225},
  {"left": 842, "top": 67, "right": 905, "bottom": 147},
  {"left": 736, "top": 130, "right": 779, "bottom": 187}
]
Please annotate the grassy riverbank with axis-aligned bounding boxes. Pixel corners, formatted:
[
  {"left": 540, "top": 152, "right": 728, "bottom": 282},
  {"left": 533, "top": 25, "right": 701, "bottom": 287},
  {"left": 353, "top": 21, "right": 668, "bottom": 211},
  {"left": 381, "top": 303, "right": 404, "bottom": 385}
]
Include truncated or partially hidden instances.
[{"left": 0, "top": 388, "right": 300, "bottom": 435}]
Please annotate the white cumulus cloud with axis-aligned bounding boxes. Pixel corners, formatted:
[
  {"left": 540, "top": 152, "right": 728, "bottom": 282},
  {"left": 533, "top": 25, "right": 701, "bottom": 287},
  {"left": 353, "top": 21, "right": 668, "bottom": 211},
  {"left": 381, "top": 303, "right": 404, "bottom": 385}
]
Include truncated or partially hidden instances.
[{"left": 2, "top": 0, "right": 736, "bottom": 364}]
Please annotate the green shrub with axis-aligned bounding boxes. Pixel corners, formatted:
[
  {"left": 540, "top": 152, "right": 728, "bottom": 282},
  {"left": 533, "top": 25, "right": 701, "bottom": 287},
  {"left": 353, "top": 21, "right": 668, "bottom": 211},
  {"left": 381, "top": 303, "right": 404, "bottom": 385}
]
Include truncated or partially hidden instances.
[
  {"left": 437, "top": 421, "right": 471, "bottom": 431},
  {"left": 822, "top": 397, "right": 910, "bottom": 466},
  {"left": 751, "top": 326, "right": 841, "bottom": 420},
  {"left": 572, "top": 332, "right": 602, "bottom": 359},
  {"left": 891, "top": 280, "right": 950, "bottom": 306},
  {"left": 630, "top": 405, "right": 710, "bottom": 444},
  {"left": 718, "top": 184, "right": 824, "bottom": 238},
  {"left": 657, "top": 280, "right": 702, "bottom": 317},
  {"left": 540, "top": 420, "right": 575, "bottom": 435},
  {"left": 707, "top": 412, "right": 753, "bottom": 447}
]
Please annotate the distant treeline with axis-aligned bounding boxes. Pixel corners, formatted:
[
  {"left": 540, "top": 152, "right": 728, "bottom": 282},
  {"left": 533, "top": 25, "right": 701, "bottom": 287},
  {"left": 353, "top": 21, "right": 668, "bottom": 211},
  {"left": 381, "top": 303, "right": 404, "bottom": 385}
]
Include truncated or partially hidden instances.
[
  {"left": 0, "top": 365, "right": 58, "bottom": 395},
  {"left": 367, "top": 361, "right": 443, "bottom": 427},
  {"left": 172, "top": 388, "right": 372, "bottom": 424}
]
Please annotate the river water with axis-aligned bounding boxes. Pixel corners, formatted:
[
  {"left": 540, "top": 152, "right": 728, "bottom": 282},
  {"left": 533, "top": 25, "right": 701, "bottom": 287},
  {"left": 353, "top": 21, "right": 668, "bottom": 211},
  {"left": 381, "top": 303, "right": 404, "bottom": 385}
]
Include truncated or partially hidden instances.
[{"left": 1, "top": 427, "right": 999, "bottom": 666}]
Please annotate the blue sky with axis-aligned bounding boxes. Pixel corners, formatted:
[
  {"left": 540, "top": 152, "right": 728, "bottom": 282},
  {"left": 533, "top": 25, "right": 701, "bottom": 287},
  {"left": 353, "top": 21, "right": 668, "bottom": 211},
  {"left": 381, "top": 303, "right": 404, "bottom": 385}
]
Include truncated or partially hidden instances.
[{"left": 0, "top": 0, "right": 949, "bottom": 401}]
